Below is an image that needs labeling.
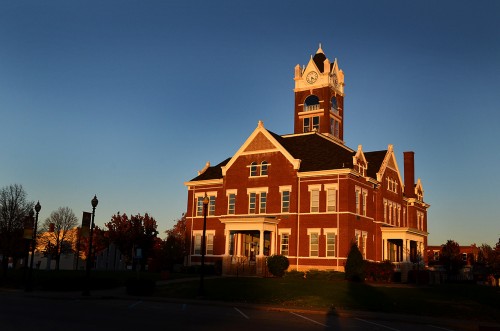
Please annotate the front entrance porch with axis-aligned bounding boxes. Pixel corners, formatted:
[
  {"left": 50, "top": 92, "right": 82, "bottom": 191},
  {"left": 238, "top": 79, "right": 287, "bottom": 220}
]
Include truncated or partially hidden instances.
[{"left": 220, "top": 217, "right": 279, "bottom": 276}]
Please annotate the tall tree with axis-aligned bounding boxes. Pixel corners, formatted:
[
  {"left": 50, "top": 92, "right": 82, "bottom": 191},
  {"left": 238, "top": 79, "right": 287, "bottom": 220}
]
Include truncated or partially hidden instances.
[
  {"left": 161, "top": 213, "right": 188, "bottom": 270},
  {"left": 105, "top": 212, "right": 159, "bottom": 270},
  {"left": 0, "top": 184, "right": 34, "bottom": 274},
  {"left": 439, "top": 239, "right": 465, "bottom": 274},
  {"left": 38, "top": 207, "right": 79, "bottom": 270}
]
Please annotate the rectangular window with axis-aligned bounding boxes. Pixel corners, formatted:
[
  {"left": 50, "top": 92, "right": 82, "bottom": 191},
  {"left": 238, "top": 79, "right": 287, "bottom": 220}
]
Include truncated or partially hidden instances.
[
  {"left": 312, "top": 116, "right": 320, "bottom": 131},
  {"left": 209, "top": 196, "right": 216, "bottom": 216},
  {"left": 281, "top": 190, "right": 290, "bottom": 213},
  {"left": 303, "top": 118, "right": 310, "bottom": 133},
  {"left": 355, "top": 189, "right": 360, "bottom": 214},
  {"left": 310, "top": 189, "right": 319, "bottom": 212},
  {"left": 334, "top": 120, "right": 339, "bottom": 138},
  {"left": 259, "top": 192, "right": 267, "bottom": 214},
  {"left": 228, "top": 193, "right": 236, "bottom": 215},
  {"left": 327, "top": 188, "right": 336, "bottom": 212},
  {"left": 206, "top": 234, "right": 214, "bottom": 255},
  {"left": 326, "top": 233, "right": 336, "bottom": 257},
  {"left": 249, "top": 193, "right": 256, "bottom": 214},
  {"left": 281, "top": 233, "right": 289, "bottom": 256},
  {"left": 330, "top": 118, "right": 334, "bottom": 135},
  {"left": 194, "top": 234, "right": 201, "bottom": 255},
  {"left": 196, "top": 197, "right": 203, "bottom": 216},
  {"left": 362, "top": 191, "right": 367, "bottom": 216},
  {"left": 310, "top": 233, "right": 319, "bottom": 257},
  {"left": 384, "top": 202, "right": 387, "bottom": 222}
]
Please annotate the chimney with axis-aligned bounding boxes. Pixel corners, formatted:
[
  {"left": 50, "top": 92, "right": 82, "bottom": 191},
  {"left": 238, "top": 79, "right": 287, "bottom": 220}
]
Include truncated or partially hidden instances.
[{"left": 404, "top": 151, "right": 415, "bottom": 198}]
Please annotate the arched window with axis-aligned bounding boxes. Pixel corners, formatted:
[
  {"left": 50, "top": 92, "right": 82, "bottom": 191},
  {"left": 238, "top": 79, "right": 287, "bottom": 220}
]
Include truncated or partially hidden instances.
[
  {"left": 250, "top": 162, "right": 258, "bottom": 177},
  {"left": 304, "top": 95, "right": 320, "bottom": 112},
  {"left": 260, "top": 161, "right": 268, "bottom": 176}
]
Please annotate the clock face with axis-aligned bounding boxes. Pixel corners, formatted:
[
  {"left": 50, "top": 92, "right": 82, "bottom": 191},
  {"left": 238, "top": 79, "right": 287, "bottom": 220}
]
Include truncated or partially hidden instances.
[{"left": 306, "top": 71, "right": 318, "bottom": 84}]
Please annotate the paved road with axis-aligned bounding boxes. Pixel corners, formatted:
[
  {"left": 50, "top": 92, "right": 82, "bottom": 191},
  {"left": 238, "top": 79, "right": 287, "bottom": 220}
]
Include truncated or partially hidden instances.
[{"left": 0, "top": 291, "right": 492, "bottom": 331}]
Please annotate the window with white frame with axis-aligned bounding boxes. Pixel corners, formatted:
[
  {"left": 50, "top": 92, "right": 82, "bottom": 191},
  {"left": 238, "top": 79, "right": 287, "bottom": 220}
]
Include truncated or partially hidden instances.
[
  {"left": 209, "top": 196, "right": 216, "bottom": 216},
  {"left": 250, "top": 162, "right": 258, "bottom": 177},
  {"left": 227, "top": 191, "right": 236, "bottom": 215},
  {"left": 303, "top": 117, "right": 310, "bottom": 133},
  {"left": 309, "top": 185, "right": 321, "bottom": 213},
  {"left": 362, "top": 191, "right": 367, "bottom": 216},
  {"left": 193, "top": 230, "right": 215, "bottom": 255},
  {"left": 325, "top": 184, "right": 337, "bottom": 212},
  {"left": 355, "top": 188, "right": 361, "bottom": 214},
  {"left": 206, "top": 233, "right": 214, "bottom": 255},
  {"left": 279, "top": 186, "right": 292, "bottom": 213},
  {"left": 324, "top": 229, "right": 337, "bottom": 257},
  {"left": 259, "top": 192, "right": 267, "bottom": 214},
  {"left": 312, "top": 116, "right": 320, "bottom": 131},
  {"left": 249, "top": 192, "right": 257, "bottom": 214},
  {"left": 194, "top": 234, "right": 202, "bottom": 255},
  {"left": 195, "top": 193, "right": 216, "bottom": 217},
  {"left": 384, "top": 201, "right": 387, "bottom": 222},
  {"left": 281, "top": 233, "right": 289, "bottom": 256},
  {"left": 355, "top": 230, "right": 367, "bottom": 258},
  {"left": 260, "top": 161, "right": 268, "bottom": 176},
  {"left": 282, "top": 190, "right": 290, "bottom": 213},
  {"left": 196, "top": 197, "right": 204, "bottom": 217},
  {"left": 309, "top": 232, "right": 319, "bottom": 257}
]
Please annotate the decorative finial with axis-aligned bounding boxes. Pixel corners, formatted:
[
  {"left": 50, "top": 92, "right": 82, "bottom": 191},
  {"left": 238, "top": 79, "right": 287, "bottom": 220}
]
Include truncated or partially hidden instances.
[
  {"left": 317, "top": 43, "right": 324, "bottom": 54},
  {"left": 258, "top": 120, "right": 264, "bottom": 128}
]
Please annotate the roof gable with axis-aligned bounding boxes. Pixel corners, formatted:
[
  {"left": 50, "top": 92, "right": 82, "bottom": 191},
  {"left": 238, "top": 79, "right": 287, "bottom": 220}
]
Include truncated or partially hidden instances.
[
  {"left": 376, "top": 144, "right": 403, "bottom": 187},
  {"left": 221, "top": 121, "right": 300, "bottom": 176}
]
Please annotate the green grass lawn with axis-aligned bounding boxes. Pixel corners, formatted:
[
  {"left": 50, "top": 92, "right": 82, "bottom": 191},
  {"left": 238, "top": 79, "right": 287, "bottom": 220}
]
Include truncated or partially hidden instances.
[{"left": 155, "top": 274, "right": 500, "bottom": 323}]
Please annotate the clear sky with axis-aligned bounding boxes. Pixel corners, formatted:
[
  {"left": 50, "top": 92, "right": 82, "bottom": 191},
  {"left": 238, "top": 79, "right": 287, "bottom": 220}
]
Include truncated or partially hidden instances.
[{"left": 1, "top": 0, "right": 499, "bottom": 246}]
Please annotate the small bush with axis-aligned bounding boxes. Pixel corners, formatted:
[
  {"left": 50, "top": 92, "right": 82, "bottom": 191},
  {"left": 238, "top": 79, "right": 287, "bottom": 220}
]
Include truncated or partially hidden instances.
[
  {"left": 266, "top": 255, "right": 289, "bottom": 277},
  {"left": 364, "top": 260, "right": 394, "bottom": 282}
]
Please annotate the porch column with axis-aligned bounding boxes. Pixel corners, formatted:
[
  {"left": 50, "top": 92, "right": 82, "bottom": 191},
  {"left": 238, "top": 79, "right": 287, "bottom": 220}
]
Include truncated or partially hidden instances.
[
  {"left": 224, "top": 230, "right": 230, "bottom": 256},
  {"left": 403, "top": 239, "right": 408, "bottom": 262},
  {"left": 270, "top": 230, "right": 275, "bottom": 255},
  {"left": 382, "top": 239, "right": 385, "bottom": 260},
  {"left": 236, "top": 234, "right": 242, "bottom": 256},
  {"left": 258, "top": 230, "right": 264, "bottom": 257}
]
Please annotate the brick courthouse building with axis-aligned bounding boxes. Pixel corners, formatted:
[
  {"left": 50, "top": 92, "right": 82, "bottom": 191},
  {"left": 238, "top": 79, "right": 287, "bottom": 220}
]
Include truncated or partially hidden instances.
[{"left": 184, "top": 45, "right": 429, "bottom": 275}]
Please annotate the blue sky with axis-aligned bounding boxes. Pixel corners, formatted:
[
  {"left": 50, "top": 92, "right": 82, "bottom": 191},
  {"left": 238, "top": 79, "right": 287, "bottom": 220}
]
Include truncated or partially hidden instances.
[{"left": 1, "top": 0, "right": 499, "bottom": 246}]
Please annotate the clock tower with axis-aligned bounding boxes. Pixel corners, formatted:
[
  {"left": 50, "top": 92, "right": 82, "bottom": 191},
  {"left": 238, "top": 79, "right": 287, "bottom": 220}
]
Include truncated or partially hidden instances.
[{"left": 293, "top": 44, "right": 345, "bottom": 142}]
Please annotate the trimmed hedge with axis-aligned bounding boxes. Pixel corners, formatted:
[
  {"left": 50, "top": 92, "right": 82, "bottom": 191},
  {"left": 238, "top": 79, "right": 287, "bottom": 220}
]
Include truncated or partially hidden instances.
[{"left": 266, "top": 255, "right": 289, "bottom": 277}]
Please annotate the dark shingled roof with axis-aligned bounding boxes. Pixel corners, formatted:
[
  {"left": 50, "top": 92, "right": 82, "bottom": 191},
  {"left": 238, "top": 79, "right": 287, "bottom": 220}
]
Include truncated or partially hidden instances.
[
  {"left": 364, "top": 150, "right": 388, "bottom": 179},
  {"left": 189, "top": 131, "right": 388, "bottom": 182},
  {"left": 270, "top": 131, "right": 354, "bottom": 172},
  {"left": 313, "top": 52, "right": 327, "bottom": 73},
  {"left": 190, "top": 158, "right": 230, "bottom": 181}
]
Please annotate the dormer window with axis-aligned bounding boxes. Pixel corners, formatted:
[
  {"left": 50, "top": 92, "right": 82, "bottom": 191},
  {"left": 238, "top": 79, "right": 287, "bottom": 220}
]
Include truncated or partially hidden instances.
[
  {"left": 304, "top": 95, "right": 320, "bottom": 112},
  {"left": 250, "top": 162, "right": 258, "bottom": 177},
  {"left": 249, "top": 161, "right": 270, "bottom": 177},
  {"left": 260, "top": 161, "right": 268, "bottom": 176}
]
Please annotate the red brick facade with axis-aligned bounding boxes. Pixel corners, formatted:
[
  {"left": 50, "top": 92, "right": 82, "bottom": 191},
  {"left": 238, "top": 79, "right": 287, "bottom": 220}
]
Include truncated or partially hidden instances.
[{"left": 184, "top": 46, "right": 429, "bottom": 275}]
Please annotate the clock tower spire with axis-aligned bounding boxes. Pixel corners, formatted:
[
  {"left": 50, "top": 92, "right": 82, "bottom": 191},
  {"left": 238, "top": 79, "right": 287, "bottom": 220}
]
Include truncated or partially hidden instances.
[{"left": 293, "top": 44, "right": 345, "bottom": 142}]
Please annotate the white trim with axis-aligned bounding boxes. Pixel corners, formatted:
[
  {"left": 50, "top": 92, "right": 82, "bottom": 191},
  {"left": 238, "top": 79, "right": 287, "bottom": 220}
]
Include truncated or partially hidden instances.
[
  {"left": 278, "top": 228, "right": 291, "bottom": 235},
  {"left": 307, "top": 228, "right": 321, "bottom": 235},
  {"left": 226, "top": 189, "right": 237, "bottom": 196},
  {"left": 192, "top": 230, "right": 215, "bottom": 236},
  {"left": 246, "top": 187, "right": 269, "bottom": 194},
  {"left": 279, "top": 185, "right": 293, "bottom": 192},
  {"left": 194, "top": 191, "right": 218, "bottom": 198}
]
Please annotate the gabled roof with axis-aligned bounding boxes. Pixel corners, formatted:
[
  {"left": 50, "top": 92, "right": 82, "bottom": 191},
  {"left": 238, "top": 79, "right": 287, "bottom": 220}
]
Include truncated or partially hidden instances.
[{"left": 189, "top": 124, "right": 391, "bottom": 182}]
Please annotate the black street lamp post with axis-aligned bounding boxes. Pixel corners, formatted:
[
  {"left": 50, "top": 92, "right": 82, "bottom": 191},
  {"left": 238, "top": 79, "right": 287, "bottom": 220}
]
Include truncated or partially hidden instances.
[
  {"left": 82, "top": 195, "right": 98, "bottom": 296},
  {"left": 26, "top": 201, "right": 41, "bottom": 292},
  {"left": 198, "top": 193, "right": 209, "bottom": 297}
]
